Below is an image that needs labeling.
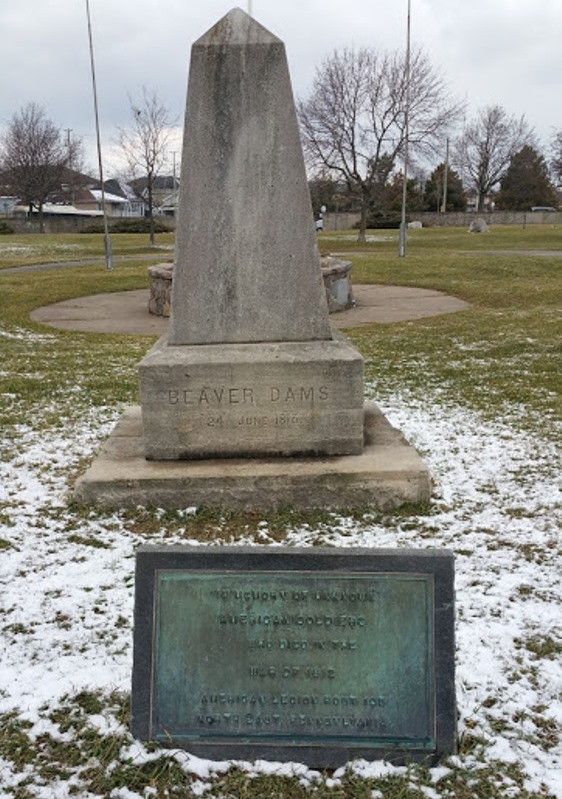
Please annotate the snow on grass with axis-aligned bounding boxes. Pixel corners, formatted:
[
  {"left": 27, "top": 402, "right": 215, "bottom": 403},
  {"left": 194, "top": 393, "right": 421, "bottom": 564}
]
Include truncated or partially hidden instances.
[
  {"left": 0, "top": 243, "right": 82, "bottom": 256},
  {"left": 322, "top": 234, "right": 395, "bottom": 243},
  {"left": 0, "top": 245, "right": 35, "bottom": 255},
  {"left": 0, "top": 391, "right": 560, "bottom": 797},
  {"left": 0, "top": 326, "right": 57, "bottom": 341}
]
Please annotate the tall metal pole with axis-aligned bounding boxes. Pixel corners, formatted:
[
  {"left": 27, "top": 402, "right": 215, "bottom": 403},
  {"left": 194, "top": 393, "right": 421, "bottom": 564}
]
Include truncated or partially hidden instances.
[
  {"left": 248, "top": 0, "right": 253, "bottom": 15},
  {"left": 441, "top": 137, "right": 449, "bottom": 213},
  {"left": 65, "top": 128, "right": 74, "bottom": 205},
  {"left": 398, "top": 0, "right": 411, "bottom": 258},
  {"left": 85, "top": 0, "right": 113, "bottom": 270}
]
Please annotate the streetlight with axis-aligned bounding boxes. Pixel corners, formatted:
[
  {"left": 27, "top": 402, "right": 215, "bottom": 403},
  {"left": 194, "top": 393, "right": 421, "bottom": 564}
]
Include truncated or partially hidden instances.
[
  {"left": 398, "top": 0, "right": 411, "bottom": 258},
  {"left": 84, "top": 0, "right": 113, "bottom": 270}
]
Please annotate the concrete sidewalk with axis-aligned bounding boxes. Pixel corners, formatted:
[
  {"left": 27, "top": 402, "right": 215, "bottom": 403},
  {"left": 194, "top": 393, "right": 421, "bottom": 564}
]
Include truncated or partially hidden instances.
[
  {"left": 0, "top": 252, "right": 171, "bottom": 275},
  {"left": 30, "top": 284, "right": 469, "bottom": 334}
]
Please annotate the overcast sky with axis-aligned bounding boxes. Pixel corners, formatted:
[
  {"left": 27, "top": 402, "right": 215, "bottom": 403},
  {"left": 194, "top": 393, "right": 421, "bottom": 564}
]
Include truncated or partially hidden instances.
[{"left": 1, "top": 0, "right": 560, "bottom": 176}]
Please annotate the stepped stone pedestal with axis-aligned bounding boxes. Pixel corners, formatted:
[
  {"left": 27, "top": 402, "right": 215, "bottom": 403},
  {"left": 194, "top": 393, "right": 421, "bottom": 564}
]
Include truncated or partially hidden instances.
[
  {"left": 73, "top": 8, "right": 430, "bottom": 511},
  {"left": 73, "top": 403, "right": 431, "bottom": 511}
]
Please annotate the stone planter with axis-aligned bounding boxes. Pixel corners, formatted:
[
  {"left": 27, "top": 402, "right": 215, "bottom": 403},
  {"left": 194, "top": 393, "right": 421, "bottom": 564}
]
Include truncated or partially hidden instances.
[
  {"left": 148, "top": 257, "right": 353, "bottom": 318},
  {"left": 147, "top": 263, "right": 174, "bottom": 317},
  {"left": 320, "top": 255, "right": 354, "bottom": 313}
]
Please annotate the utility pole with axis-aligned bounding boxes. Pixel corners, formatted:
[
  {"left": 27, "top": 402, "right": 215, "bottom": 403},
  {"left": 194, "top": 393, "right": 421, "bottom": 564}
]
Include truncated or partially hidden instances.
[
  {"left": 398, "top": 0, "right": 412, "bottom": 258},
  {"left": 172, "top": 151, "right": 179, "bottom": 215},
  {"left": 441, "top": 138, "right": 449, "bottom": 213},
  {"left": 84, "top": 0, "right": 113, "bottom": 270},
  {"left": 64, "top": 128, "right": 74, "bottom": 205}
]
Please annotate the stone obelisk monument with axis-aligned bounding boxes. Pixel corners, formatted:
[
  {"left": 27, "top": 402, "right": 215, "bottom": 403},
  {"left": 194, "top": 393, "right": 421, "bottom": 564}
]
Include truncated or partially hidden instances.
[
  {"left": 73, "top": 8, "right": 431, "bottom": 510},
  {"left": 139, "top": 8, "right": 364, "bottom": 460}
]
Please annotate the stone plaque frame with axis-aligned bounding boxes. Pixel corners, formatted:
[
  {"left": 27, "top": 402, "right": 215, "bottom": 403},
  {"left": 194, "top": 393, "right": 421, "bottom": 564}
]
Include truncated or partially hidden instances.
[{"left": 131, "top": 546, "right": 455, "bottom": 767}]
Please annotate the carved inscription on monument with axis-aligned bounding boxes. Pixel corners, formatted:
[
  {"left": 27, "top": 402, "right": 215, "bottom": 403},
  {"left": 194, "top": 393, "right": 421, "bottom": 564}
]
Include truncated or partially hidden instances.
[
  {"left": 167, "top": 382, "right": 337, "bottom": 431},
  {"left": 167, "top": 384, "right": 330, "bottom": 407},
  {"left": 151, "top": 571, "right": 435, "bottom": 747},
  {"left": 161, "top": 380, "right": 355, "bottom": 437}
]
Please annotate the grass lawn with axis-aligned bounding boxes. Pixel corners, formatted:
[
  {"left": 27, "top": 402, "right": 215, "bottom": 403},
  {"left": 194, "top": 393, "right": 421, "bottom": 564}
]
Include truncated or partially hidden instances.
[
  {"left": 0, "top": 226, "right": 560, "bottom": 798},
  {"left": 0, "top": 231, "right": 175, "bottom": 268}
]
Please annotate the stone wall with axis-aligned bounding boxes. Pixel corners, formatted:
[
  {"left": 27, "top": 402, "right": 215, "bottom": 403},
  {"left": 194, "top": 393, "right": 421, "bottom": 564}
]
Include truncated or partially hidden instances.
[
  {"left": 417, "top": 210, "right": 562, "bottom": 227},
  {"left": 4, "top": 215, "right": 101, "bottom": 234},
  {"left": 3, "top": 208, "right": 560, "bottom": 236},
  {"left": 321, "top": 211, "right": 362, "bottom": 231},
  {"left": 3, "top": 215, "right": 176, "bottom": 234},
  {"left": 322, "top": 210, "right": 562, "bottom": 231}
]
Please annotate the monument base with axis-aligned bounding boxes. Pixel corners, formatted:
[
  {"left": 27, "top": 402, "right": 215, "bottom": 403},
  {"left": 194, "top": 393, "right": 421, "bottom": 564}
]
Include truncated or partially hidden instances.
[
  {"left": 73, "top": 403, "right": 431, "bottom": 511},
  {"left": 139, "top": 335, "right": 365, "bottom": 460}
]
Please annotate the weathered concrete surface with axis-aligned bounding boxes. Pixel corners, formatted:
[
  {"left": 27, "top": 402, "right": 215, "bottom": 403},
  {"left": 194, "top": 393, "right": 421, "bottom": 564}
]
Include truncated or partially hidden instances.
[
  {"left": 139, "top": 334, "right": 364, "bottom": 459},
  {"left": 73, "top": 403, "right": 432, "bottom": 511},
  {"left": 169, "top": 8, "right": 331, "bottom": 345},
  {"left": 30, "top": 285, "right": 470, "bottom": 334}
]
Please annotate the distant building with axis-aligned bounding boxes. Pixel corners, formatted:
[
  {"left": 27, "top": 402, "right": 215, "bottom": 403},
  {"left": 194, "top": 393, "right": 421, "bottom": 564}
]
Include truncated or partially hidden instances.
[
  {"left": 129, "top": 175, "right": 179, "bottom": 216},
  {"left": 70, "top": 179, "right": 145, "bottom": 218},
  {"left": 19, "top": 202, "right": 102, "bottom": 218},
  {"left": 0, "top": 196, "right": 18, "bottom": 216},
  {"left": 0, "top": 169, "right": 165, "bottom": 219},
  {"left": 90, "top": 189, "right": 142, "bottom": 217},
  {"left": 465, "top": 189, "right": 495, "bottom": 212}
]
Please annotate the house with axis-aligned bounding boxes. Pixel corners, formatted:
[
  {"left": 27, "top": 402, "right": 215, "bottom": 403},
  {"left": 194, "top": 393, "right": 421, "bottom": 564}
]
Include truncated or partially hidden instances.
[
  {"left": 19, "top": 202, "right": 102, "bottom": 218},
  {"left": 465, "top": 189, "right": 495, "bottom": 212},
  {"left": 129, "top": 175, "right": 179, "bottom": 216},
  {"left": 155, "top": 189, "right": 179, "bottom": 216},
  {"left": 0, "top": 195, "right": 18, "bottom": 216},
  {"left": 101, "top": 179, "right": 145, "bottom": 217},
  {"left": 72, "top": 180, "right": 145, "bottom": 218},
  {"left": 0, "top": 167, "right": 169, "bottom": 219}
]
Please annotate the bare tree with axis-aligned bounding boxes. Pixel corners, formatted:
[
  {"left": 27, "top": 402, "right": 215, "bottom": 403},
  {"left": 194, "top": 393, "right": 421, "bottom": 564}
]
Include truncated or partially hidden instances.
[
  {"left": 0, "top": 103, "right": 78, "bottom": 232},
  {"left": 118, "top": 87, "right": 176, "bottom": 246},
  {"left": 454, "top": 105, "right": 535, "bottom": 212},
  {"left": 298, "top": 47, "right": 462, "bottom": 240}
]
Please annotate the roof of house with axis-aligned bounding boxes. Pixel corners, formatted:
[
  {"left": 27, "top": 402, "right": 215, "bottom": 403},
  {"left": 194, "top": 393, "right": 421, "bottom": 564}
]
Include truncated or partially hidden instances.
[
  {"left": 90, "top": 189, "right": 129, "bottom": 205},
  {"left": 130, "top": 175, "right": 179, "bottom": 193},
  {"left": 22, "top": 203, "right": 102, "bottom": 217}
]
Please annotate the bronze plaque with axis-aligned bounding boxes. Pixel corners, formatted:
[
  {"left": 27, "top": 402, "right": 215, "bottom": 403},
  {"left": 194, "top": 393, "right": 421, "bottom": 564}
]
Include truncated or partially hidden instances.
[{"left": 132, "top": 547, "right": 455, "bottom": 766}]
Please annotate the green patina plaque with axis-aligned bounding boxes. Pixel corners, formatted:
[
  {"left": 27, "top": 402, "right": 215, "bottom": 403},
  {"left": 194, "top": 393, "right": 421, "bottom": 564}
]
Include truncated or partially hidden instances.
[
  {"left": 132, "top": 547, "right": 456, "bottom": 765},
  {"left": 151, "top": 570, "right": 435, "bottom": 747}
]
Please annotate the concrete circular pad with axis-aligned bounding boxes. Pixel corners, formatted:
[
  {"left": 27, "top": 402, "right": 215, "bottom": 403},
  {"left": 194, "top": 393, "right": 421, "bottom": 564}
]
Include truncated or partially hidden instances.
[{"left": 30, "top": 285, "right": 469, "bottom": 334}]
